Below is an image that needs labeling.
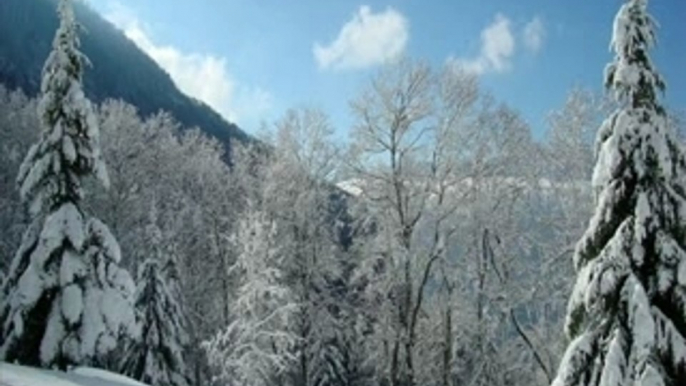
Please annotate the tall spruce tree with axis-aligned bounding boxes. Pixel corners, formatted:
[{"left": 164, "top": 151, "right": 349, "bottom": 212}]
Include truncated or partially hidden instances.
[
  {"left": 122, "top": 205, "right": 190, "bottom": 386},
  {"left": 552, "top": 0, "right": 686, "bottom": 385},
  {"left": 0, "top": 0, "right": 137, "bottom": 369}
]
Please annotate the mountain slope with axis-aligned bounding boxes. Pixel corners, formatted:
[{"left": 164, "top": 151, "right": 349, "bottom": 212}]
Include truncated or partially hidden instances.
[{"left": 0, "top": 0, "right": 250, "bottom": 151}]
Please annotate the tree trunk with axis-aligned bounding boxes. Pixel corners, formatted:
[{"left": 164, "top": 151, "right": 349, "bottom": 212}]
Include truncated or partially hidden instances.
[
  {"left": 391, "top": 337, "right": 400, "bottom": 386},
  {"left": 442, "top": 305, "right": 452, "bottom": 386}
]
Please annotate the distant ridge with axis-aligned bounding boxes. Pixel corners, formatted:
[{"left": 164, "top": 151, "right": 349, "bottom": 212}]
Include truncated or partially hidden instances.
[{"left": 0, "top": 0, "right": 252, "bottom": 154}]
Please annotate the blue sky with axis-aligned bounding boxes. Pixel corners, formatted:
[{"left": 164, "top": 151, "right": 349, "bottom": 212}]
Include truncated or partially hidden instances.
[{"left": 85, "top": 0, "right": 685, "bottom": 140}]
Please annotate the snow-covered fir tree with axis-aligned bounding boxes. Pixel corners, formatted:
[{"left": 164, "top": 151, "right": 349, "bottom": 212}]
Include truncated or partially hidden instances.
[
  {"left": 307, "top": 294, "right": 347, "bottom": 386},
  {"left": 204, "top": 208, "right": 297, "bottom": 386},
  {"left": 0, "top": 0, "right": 137, "bottom": 369},
  {"left": 552, "top": 0, "right": 686, "bottom": 385},
  {"left": 121, "top": 204, "right": 190, "bottom": 386}
]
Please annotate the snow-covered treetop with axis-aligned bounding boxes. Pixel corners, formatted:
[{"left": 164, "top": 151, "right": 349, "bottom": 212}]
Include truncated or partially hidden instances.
[
  {"left": 17, "top": 0, "right": 108, "bottom": 216},
  {"left": 590, "top": 0, "right": 673, "bottom": 196},
  {"left": 605, "top": 0, "right": 665, "bottom": 112}
]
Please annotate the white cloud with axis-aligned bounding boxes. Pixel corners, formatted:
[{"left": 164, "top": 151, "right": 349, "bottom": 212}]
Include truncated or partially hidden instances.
[
  {"left": 125, "top": 25, "right": 238, "bottom": 118},
  {"left": 523, "top": 16, "right": 545, "bottom": 53},
  {"left": 104, "top": 2, "right": 271, "bottom": 127},
  {"left": 450, "top": 14, "right": 515, "bottom": 75},
  {"left": 313, "top": 5, "right": 408, "bottom": 71}
]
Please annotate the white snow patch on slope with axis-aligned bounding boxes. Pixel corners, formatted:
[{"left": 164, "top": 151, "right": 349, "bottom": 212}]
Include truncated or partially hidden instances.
[
  {"left": 0, "top": 363, "right": 77, "bottom": 386},
  {"left": 0, "top": 363, "right": 148, "bottom": 386},
  {"left": 337, "top": 179, "right": 365, "bottom": 196},
  {"left": 71, "top": 367, "right": 148, "bottom": 386}
]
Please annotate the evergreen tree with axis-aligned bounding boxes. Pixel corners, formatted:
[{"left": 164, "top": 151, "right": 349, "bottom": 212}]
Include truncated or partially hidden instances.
[
  {"left": 308, "top": 281, "right": 346, "bottom": 386},
  {"left": 311, "top": 332, "right": 346, "bottom": 386},
  {"left": 0, "top": 0, "right": 136, "bottom": 369},
  {"left": 122, "top": 205, "right": 190, "bottom": 386},
  {"left": 552, "top": 0, "right": 686, "bottom": 385},
  {"left": 310, "top": 255, "right": 371, "bottom": 386}
]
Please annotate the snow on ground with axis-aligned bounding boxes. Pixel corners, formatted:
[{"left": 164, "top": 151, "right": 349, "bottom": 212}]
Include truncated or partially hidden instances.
[
  {"left": 71, "top": 368, "right": 147, "bottom": 386},
  {"left": 0, "top": 363, "right": 148, "bottom": 386}
]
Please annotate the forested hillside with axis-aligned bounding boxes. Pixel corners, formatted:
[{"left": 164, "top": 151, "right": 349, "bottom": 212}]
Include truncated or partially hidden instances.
[{"left": 0, "top": 0, "right": 249, "bottom": 150}]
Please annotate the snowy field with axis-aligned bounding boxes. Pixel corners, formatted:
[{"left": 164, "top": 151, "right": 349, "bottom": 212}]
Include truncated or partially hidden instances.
[{"left": 0, "top": 363, "right": 148, "bottom": 386}]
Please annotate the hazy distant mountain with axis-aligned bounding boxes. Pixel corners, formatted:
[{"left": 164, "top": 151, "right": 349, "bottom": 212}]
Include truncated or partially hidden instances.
[{"left": 0, "top": 0, "right": 251, "bottom": 153}]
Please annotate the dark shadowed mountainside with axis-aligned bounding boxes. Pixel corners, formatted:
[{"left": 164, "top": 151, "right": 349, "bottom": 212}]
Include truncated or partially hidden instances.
[{"left": 0, "top": 0, "right": 251, "bottom": 152}]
